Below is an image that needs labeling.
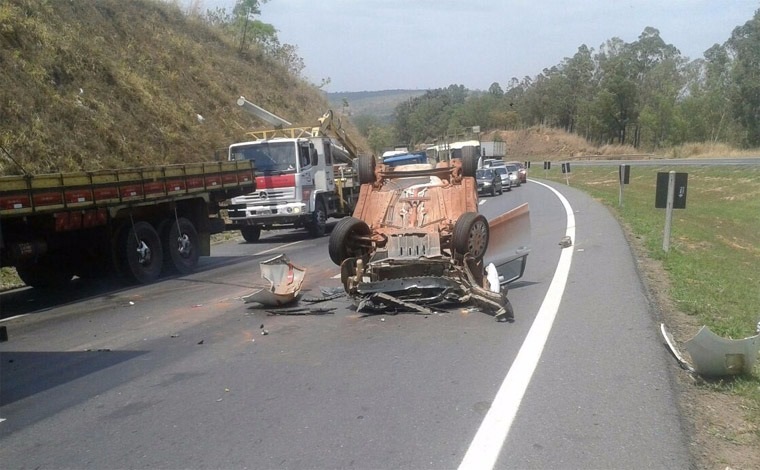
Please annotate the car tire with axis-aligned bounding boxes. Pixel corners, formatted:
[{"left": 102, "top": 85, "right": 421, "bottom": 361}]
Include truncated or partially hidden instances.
[
  {"left": 452, "top": 212, "right": 489, "bottom": 261},
  {"left": 357, "top": 155, "right": 376, "bottom": 184},
  {"left": 460, "top": 146, "right": 478, "bottom": 177},
  {"left": 328, "top": 217, "right": 371, "bottom": 265}
]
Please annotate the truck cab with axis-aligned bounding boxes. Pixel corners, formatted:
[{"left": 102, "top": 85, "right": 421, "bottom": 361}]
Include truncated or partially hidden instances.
[{"left": 227, "top": 133, "right": 354, "bottom": 241}]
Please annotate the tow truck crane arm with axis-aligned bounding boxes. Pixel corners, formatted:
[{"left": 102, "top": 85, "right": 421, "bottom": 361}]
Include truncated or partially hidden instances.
[{"left": 317, "top": 110, "right": 360, "bottom": 161}]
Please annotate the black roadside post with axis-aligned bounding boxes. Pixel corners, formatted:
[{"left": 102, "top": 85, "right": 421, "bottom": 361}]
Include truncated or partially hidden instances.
[
  {"left": 655, "top": 171, "right": 688, "bottom": 252},
  {"left": 543, "top": 161, "right": 551, "bottom": 178},
  {"left": 561, "top": 162, "right": 571, "bottom": 185}
]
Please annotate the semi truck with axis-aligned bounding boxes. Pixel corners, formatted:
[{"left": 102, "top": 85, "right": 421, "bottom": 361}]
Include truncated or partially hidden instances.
[
  {"left": 0, "top": 160, "right": 255, "bottom": 288},
  {"left": 226, "top": 98, "right": 364, "bottom": 242}
]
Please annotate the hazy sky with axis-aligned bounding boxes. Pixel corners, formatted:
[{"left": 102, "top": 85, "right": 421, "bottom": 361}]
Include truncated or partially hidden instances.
[{"left": 188, "top": 0, "right": 760, "bottom": 92}]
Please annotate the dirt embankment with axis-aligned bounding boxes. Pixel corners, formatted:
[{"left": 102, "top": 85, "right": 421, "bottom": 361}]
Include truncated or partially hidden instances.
[{"left": 483, "top": 128, "right": 639, "bottom": 160}]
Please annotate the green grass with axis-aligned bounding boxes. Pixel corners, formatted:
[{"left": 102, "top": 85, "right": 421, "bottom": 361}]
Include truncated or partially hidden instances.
[{"left": 541, "top": 163, "right": 760, "bottom": 419}]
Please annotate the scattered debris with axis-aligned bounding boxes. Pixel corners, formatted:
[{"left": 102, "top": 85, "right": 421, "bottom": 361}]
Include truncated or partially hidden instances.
[
  {"left": 559, "top": 236, "right": 573, "bottom": 248},
  {"left": 197, "top": 339, "right": 204, "bottom": 345},
  {"left": 661, "top": 323, "right": 760, "bottom": 377},
  {"left": 358, "top": 292, "right": 437, "bottom": 316},
  {"left": 261, "top": 330, "right": 269, "bottom": 336},
  {"left": 170, "top": 334, "right": 180, "bottom": 338},
  {"left": 265, "top": 307, "right": 335, "bottom": 316},
  {"left": 128, "top": 301, "right": 135, "bottom": 306},
  {"left": 684, "top": 326, "right": 759, "bottom": 377},
  {"left": 302, "top": 287, "right": 346, "bottom": 303},
  {"left": 660, "top": 323, "right": 695, "bottom": 372},
  {"left": 242, "top": 254, "right": 306, "bottom": 307}
]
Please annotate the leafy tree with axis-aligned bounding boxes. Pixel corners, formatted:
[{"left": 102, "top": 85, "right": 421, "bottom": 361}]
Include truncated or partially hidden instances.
[
  {"left": 727, "top": 9, "right": 760, "bottom": 146},
  {"left": 488, "top": 82, "right": 504, "bottom": 97},
  {"left": 595, "top": 38, "right": 638, "bottom": 144}
]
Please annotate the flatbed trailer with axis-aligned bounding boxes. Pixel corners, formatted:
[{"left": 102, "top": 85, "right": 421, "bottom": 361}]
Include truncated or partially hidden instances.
[{"left": 0, "top": 160, "right": 254, "bottom": 288}]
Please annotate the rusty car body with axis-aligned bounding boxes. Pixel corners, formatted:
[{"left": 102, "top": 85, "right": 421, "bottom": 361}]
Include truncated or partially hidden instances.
[{"left": 327, "top": 149, "right": 530, "bottom": 321}]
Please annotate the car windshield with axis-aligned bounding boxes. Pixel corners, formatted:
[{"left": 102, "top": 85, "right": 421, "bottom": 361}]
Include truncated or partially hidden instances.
[
  {"left": 506, "top": 165, "right": 517, "bottom": 172},
  {"left": 229, "top": 141, "right": 298, "bottom": 174},
  {"left": 494, "top": 167, "right": 507, "bottom": 175},
  {"left": 476, "top": 169, "right": 493, "bottom": 178}
]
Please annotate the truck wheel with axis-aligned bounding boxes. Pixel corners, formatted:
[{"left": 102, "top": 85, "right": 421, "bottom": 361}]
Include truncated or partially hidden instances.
[
  {"left": 357, "top": 155, "right": 376, "bottom": 184},
  {"left": 460, "top": 146, "right": 478, "bottom": 177},
  {"left": 119, "top": 221, "right": 164, "bottom": 284},
  {"left": 163, "top": 217, "right": 199, "bottom": 274},
  {"left": 306, "top": 201, "right": 327, "bottom": 238},
  {"left": 241, "top": 226, "right": 261, "bottom": 243},
  {"left": 329, "top": 217, "right": 370, "bottom": 265},
  {"left": 452, "top": 212, "right": 489, "bottom": 261},
  {"left": 15, "top": 256, "right": 74, "bottom": 289}
]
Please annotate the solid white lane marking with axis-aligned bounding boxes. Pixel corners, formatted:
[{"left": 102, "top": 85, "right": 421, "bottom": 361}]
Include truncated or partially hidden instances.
[{"left": 459, "top": 180, "right": 576, "bottom": 470}]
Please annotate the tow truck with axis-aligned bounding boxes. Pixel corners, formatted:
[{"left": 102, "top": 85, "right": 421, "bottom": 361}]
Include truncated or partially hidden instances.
[{"left": 226, "top": 98, "right": 364, "bottom": 241}]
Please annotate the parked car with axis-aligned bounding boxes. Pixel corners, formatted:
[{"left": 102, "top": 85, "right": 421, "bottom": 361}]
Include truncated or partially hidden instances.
[
  {"left": 505, "top": 163, "right": 521, "bottom": 187},
  {"left": 476, "top": 168, "right": 503, "bottom": 196},
  {"left": 492, "top": 165, "right": 513, "bottom": 191},
  {"left": 507, "top": 161, "right": 528, "bottom": 184}
]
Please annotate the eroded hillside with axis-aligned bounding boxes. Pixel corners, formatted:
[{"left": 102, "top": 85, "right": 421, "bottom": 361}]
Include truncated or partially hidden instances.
[{"left": 0, "top": 0, "right": 333, "bottom": 175}]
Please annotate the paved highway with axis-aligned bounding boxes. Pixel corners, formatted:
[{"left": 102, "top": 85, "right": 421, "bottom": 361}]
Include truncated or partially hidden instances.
[{"left": 0, "top": 179, "right": 691, "bottom": 469}]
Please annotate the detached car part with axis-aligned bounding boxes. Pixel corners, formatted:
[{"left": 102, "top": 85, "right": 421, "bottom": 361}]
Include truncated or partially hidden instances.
[{"left": 242, "top": 254, "right": 306, "bottom": 306}]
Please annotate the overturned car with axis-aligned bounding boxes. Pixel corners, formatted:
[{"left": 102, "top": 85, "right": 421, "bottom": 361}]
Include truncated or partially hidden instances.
[{"left": 328, "top": 148, "right": 530, "bottom": 321}]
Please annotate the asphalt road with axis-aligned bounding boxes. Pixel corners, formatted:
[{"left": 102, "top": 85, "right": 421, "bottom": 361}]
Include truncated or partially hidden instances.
[{"left": 0, "top": 179, "right": 691, "bottom": 469}]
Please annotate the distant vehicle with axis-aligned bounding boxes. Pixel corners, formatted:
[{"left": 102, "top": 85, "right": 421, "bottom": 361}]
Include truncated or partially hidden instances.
[
  {"left": 481, "top": 158, "right": 502, "bottom": 168},
  {"left": 476, "top": 168, "right": 503, "bottom": 196},
  {"left": 382, "top": 152, "right": 428, "bottom": 167},
  {"left": 507, "top": 161, "right": 528, "bottom": 184},
  {"left": 492, "top": 165, "right": 512, "bottom": 191},
  {"left": 505, "top": 163, "right": 521, "bottom": 187}
]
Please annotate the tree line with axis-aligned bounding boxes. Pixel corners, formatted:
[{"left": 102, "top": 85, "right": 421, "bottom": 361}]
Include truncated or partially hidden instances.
[{"left": 356, "top": 10, "right": 760, "bottom": 153}]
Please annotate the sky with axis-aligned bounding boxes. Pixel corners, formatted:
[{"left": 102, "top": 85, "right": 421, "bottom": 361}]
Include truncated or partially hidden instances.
[{"left": 186, "top": 0, "right": 760, "bottom": 93}]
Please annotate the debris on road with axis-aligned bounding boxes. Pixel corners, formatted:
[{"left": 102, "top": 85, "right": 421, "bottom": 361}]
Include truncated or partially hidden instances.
[
  {"left": 265, "top": 307, "right": 336, "bottom": 316},
  {"left": 684, "top": 326, "right": 759, "bottom": 376},
  {"left": 302, "top": 287, "right": 346, "bottom": 303},
  {"left": 559, "top": 236, "right": 573, "bottom": 248},
  {"left": 242, "top": 254, "right": 306, "bottom": 307},
  {"left": 661, "top": 323, "right": 760, "bottom": 377}
]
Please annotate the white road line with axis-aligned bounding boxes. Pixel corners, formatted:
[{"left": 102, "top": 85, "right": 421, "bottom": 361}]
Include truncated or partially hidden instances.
[
  {"left": 253, "top": 240, "right": 304, "bottom": 256},
  {"left": 1, "top": 314, "right": 27, "bottom": 323},
  {"left": 459, "top": 180, "right": 576, "bottom": 470},
  {"left": 0, "top": 418, "right": 6, "bottom": 424}
]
